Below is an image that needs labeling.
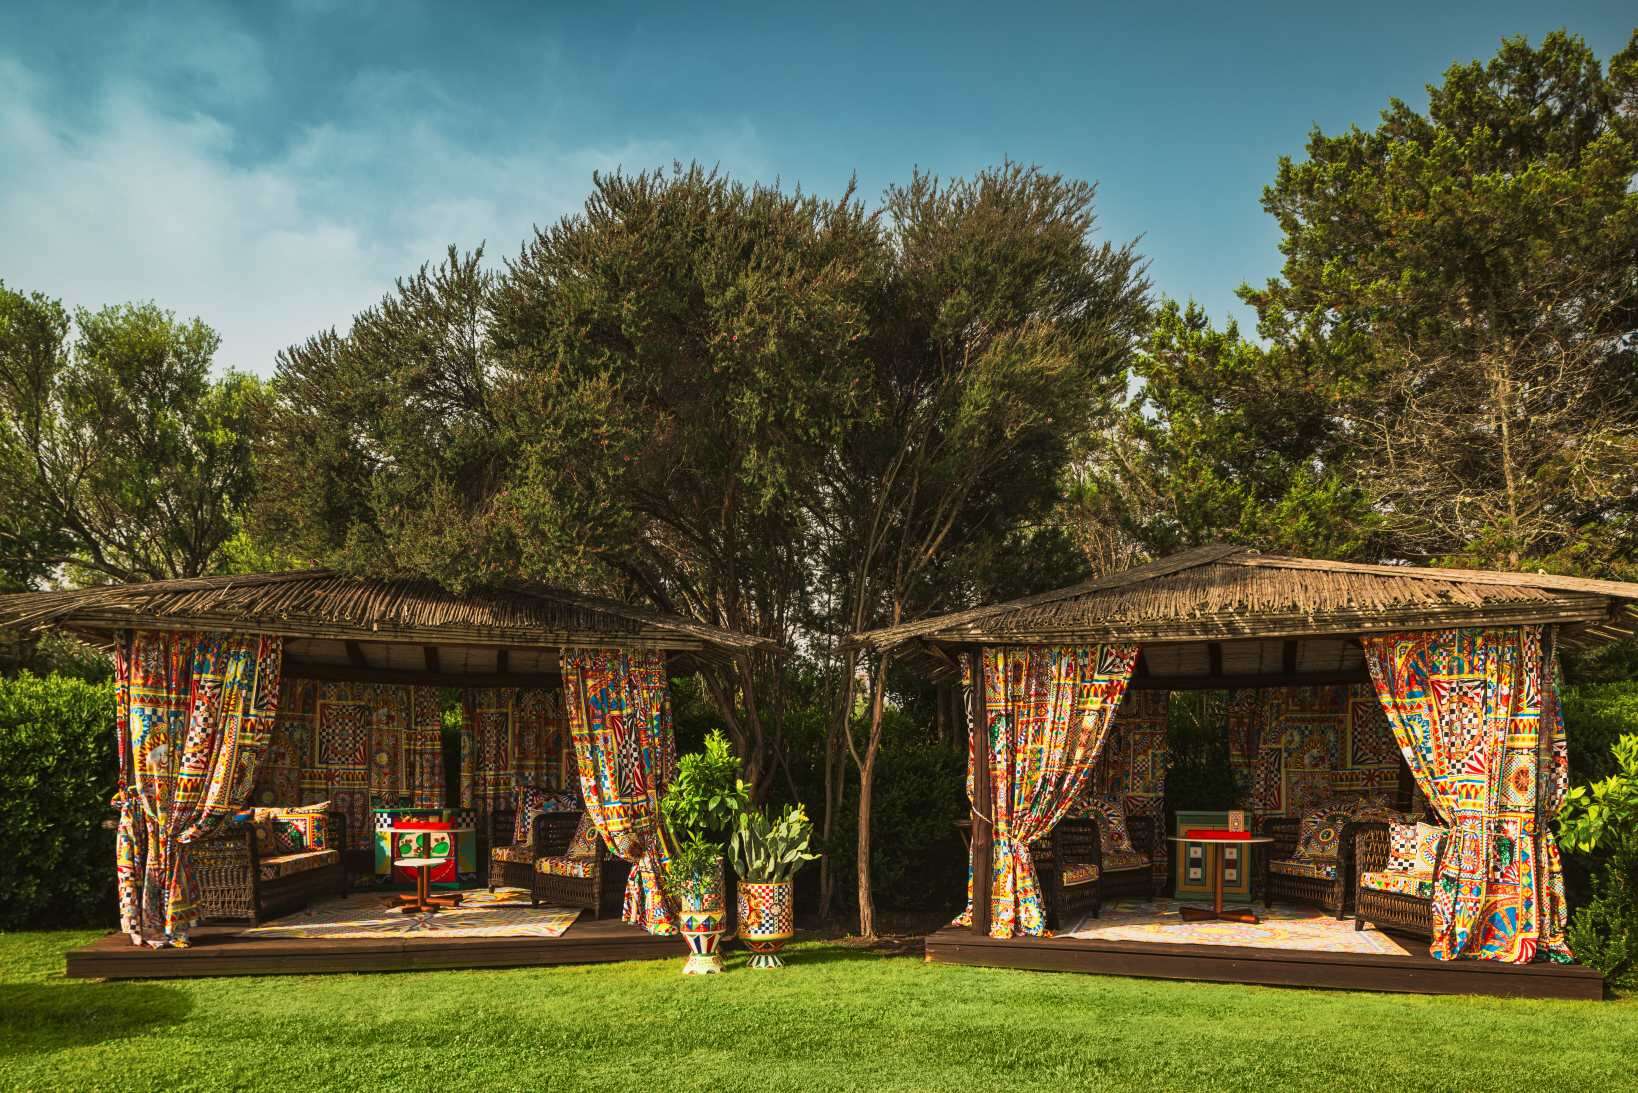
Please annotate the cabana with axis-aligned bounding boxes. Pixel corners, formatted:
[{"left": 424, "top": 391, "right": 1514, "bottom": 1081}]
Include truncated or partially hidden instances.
[
  {"left": 0, "top": 570, "right": 773, "bottom": 979},
  {"left": 851, "top": 545, "right": 1638, "bottom": 999}
]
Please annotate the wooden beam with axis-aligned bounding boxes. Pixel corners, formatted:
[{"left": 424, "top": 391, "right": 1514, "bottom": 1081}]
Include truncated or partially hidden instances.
[
  {"left": 424, "top": 646, "right": 440, "bottom": 673},
  {"left": 496, "top": 648, "right": 509, "bottom": 674},
  {"left": 1131, "top": 668, "right": 1371, "bottom": 692},
  {"left": 283, "top": 658, "right": 560, "bottom": 690},
  {"left": 345, "top": 640, "right": 368, "bottom": 669},
  {"left": 1282, "top": 639, "right": 1298, "bottom": 675},
  {"left": 968, "top": 647, "right": 993, "bottom": 938}
]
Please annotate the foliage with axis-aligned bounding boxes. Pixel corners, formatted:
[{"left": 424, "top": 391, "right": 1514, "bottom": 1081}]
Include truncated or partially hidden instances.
[
  {"left": 1558, "top": 735, "right": 1638, "bottom": 859},
  {"left": 0, "top": 284, "right": 269, "bottom": 583},
  {"left": 10, "top": 931, "right": 1638, "bottom": 1089},
  {"left": 1068, "top": 300, "right": 1379, "bottom": 564},
  {"left": 729, "top": 803, "right": 820, "bottom": 883},
  {"left": 1244, "top": 30, "right": 1638, "bottom": 571},
  {"left": 660, "top": 729, "right": 749, "bottom": 847},
  {"left": 1562, "top": 683, "right": 1638, "bottom": 785},
  {"left": 1566, "top": 848, "right": 1638, "bottom": 991},
  {"left": 1557, "top": 734, "right": 1638, "bottom": 987},
  {"left": 1163, "top": 691, "right": 1244, "bottom": 819},
  {"left": 662, "top": 835, "right": 726, "bottom": 894},
  {"left": 0, "top": 672, "right": 116, "bottom": 930}
]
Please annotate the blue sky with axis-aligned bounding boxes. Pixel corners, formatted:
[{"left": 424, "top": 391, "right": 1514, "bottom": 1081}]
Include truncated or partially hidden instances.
[{"left": 2, "top": 2, "right": 1633, "bottom": 374}]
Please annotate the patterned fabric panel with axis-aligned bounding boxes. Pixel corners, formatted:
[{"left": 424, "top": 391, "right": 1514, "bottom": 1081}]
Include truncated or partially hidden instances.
[
  {"left": 510, "top": 787, "right": 582, "bottom": 846},
  {"left": 1101, "top": 848, "right": 1151, "bottom": 873},
  {"left": 1060, "top": 862, "right": 1100, "bottom": 887},
  {"left": 258, "top": 849, "right": 339, "bottom": 881},
  {"left": 1078, "top": 795, "right": 1135, "bottom": 854},
  {"left": 535, "top": 855, "right": 596, "bottom": 879},
  {"left": 1293, "top": 809, "right": 1351, "bottom": 862},
  {"left": 1269, "top": 858, "right": 1339, "bottom": 881},
  {"left": 1386, "top": 823, "right": 1420, "bottom": 873},
  {"left": 1360, "top": 869, "right": 1435, "bottom": 899},
  {"left": 567, "top": 813, "right": 601, "bottom": 860},
  {"left": 269, "top": 803, "right": 330, "bottom": 852},
  {"left": 490, "top": 844, "right": 536, "bottom": 864}
]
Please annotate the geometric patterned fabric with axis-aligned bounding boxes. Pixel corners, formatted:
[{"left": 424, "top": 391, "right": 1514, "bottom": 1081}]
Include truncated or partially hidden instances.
[
  {"left": 560, "top": 648, "right": 679, "bottom": 935},
  {"left": 461, "top": 687, "right": 572, "bottom": 839},
  {"left": 114, "top": 629, "right": 284, "bottom": 948},
  {"left": 1269, "top": 858, "right": 1339, "bottom": 881},
  {"left": 509, "top": 787, "right": 581, "bottom": 847},
  {"left": 1361, "top": 625, "right": 1571, "bottom": 964},
  {"left": 1360, "top": 870, "right": 1436, "bottom": 899},
  {"left": 258, "top": 849, "right": 340, "bottom": 881},
  {"left": 1084, "top": 689, "right": 1170, "bottom": 884},
  {"left": 959, "top": 644, "right": 1140, "bottom": 939},
  {"left": 1236, "top": 684, "right": 1402, "bottom": 818},
  {"left": 1060, "top": 862, "right": 1100, "bottom": 887}
]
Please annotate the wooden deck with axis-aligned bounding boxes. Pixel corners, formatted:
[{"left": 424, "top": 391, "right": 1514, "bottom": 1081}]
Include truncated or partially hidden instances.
[
  {"left": 66, "top": 916, "right": 682, "bottom": 980},
  {"left": 924, "top": 925, "right": 1604, "bottom": 999}
]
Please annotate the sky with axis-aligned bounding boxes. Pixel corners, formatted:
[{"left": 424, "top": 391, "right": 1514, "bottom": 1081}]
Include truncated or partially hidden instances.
[{"left": 2, "top": 2, "right": 1633, "bottom": 376}]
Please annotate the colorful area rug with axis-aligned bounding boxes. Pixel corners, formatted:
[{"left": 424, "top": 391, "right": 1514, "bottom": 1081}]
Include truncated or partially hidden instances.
[
  {"left": 1065, "top": 898, "right": 1412, "bottom": 956},
  {"left": 242, "top": 890, "right": 579, "bottom": 940}
]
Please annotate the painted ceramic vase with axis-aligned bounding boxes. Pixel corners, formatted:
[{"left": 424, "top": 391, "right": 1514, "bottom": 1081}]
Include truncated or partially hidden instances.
[
  {"left": 676, "top": 859, "right": 726, "bottom": 975},
  {"left": 736, "top": 879, "right": 795, "bottom": 968}
]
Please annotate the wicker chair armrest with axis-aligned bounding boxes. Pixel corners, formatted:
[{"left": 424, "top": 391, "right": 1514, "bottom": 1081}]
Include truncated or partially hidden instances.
[
  {"left": 493, "top": 809, "right": 518, "bottom": 847},
  {"left": 1353, "top": 824, "right": 1390, "bottom": 876},
  {"left": 1340, "top": 819, "right": 1384, "bottom": 875},
  {"left": 535, "top": 811, "right": 579, "bottom": 857},
  {"left": 1260, "top": 816, "right": 1301, "bottom": 857}
]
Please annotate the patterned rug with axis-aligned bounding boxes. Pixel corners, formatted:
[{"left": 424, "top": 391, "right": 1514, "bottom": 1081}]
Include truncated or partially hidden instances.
[
  {"left": 242, "top": 889, "right": 580, "bottom": 940},
  {"left": 1065, "top": 898, "right": 1412, "bottom": 956}
]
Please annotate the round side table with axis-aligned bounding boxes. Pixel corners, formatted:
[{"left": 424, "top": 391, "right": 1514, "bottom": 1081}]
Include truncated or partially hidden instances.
[{"left": 393, "top": 857, "right": 464, "bottom": 913}]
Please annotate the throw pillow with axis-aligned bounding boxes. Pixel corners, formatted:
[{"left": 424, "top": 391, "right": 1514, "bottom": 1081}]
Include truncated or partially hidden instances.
[
  {"left": 566, "top": 813, "right": 601, "bottom": 860},
  {"left": 1385, "top": 822, "right": 1420, "bottom": 873},
  {"left": 1077, "top": 795, "right": 1135, "bottom": 853},
  {"left": 270, "top": 802, "right": 330, "bottom": 852},
  {"left": 1294, "top": 809, "right": 1350, "bottom": 861}
]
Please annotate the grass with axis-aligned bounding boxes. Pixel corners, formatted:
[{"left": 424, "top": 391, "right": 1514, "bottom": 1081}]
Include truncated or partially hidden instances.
[{"left": 2, "top": 932, "right": 1637, "bottom": 1092}]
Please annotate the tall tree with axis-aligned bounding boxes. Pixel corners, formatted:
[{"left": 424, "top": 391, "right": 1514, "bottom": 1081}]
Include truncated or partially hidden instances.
[
  {"left": 1066, "top": 299, "right": 1378, "bottom": 567},
  {"left": 1245, "top": 30, "right": 1638, "bottom": 573},
  {"left": 0, "top": 284, "right": 266, "bottom": 584},
  {"left": 815, "top": 165, "right": 1150, "bottom": 935}
]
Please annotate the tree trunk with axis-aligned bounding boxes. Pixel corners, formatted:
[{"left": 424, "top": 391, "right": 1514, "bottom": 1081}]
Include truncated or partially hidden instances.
[{"left": 854, "top": 655, "right": 890, "bottom": 939}]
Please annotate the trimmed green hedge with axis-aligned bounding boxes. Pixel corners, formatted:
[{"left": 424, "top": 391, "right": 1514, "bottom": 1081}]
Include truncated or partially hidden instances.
[{"left": 0, "top": 672, "right": 116, "bottom": 930}]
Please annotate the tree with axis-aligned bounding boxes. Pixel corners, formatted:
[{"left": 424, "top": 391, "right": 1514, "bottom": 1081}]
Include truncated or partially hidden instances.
[
  {"left": 0, "top": 284, "right": 267, "bottom": 585},
  {"left": 1065, "top": 299, "right": 1379, "bottom": 566},
  {"left": 1244, "top": 30, "right": 1638, "bottom": 573},
  {"left": 815, "top": 164, "right": 1150, "bottom": 935}
]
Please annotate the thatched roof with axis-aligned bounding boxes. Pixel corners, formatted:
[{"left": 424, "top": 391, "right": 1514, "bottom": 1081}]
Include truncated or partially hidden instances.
[
  {"left": 851, "top": 545, "right": 1638, "bottom": 660},
  {"left": 0, "top": 570, "right": 775, "bottom": 683}
]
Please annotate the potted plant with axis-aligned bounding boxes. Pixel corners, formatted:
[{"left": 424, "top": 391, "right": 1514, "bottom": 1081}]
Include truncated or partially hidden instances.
[
  {"left": 729, "top": 803, "right": 819, "bottom": 968},
  {"left": 660, "top": 730, "right": 747, "bottom": 975}
]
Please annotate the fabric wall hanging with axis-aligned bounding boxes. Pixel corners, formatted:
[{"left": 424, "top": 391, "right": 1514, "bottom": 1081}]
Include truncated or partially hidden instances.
[
  {"left": 1242, "top": 684, "right": 1400, "bottom": 818},
  {"left": 560, "top": 648, "right": 678, "bottom": 935},
  {"left": 459, "top": 687, "right": 571, "bottom": 837},
  {"left": 115, "top": 629, "right": 283, "bottom": 947},
  {"left": 1361, "top": 626, "right": 1571, "bottom": 964},
  {"left": 959, "top": 644, "right": 1139, "bottom": 938},
  {"left": 1085, "top": 688, "right": 1170, "bottom": 885}
]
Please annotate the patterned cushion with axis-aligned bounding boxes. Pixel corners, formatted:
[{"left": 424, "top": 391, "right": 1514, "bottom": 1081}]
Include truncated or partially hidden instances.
[
  {"left": 1077, "top": 795, "right": 1135, "bottom": 853},
  {"left": 1385, "top": 822, "right": 1420, "bottom": 873},
  {"left": 566, "top": 813, "right": 601, "bottom": 860},
  {"left": 1411, "top": 822, "right": 1444, "bottom": 874},
  {"left": 511, "top": 787, "right": 581, "bottom": 846},
  {"left": 1293, "top": 809, "right": 1350, "bottom": 862},
  {"left": 268, "top": 803, "right": 330, "bottom": 852},
  {"left": 1360, "top": 869, "right": 1435, "bottom": 899},
  {"left": 1060, "top": 862, "right": 1100, "bottom": 887},
  {"left": 1269, "top": 857, "right": 1339, "bottom": 881},
  {"left": 535, "top": 855, "right": 596, "bottom": 879},
  {"left": 491, "top": 844, "right": 536, "bottom": 864},
  {"left": 258, "top": 849, "right": 339, "bottom": 881},
  {"left": 1101, "top": 848, "right": 1150, "bottom": 873}
]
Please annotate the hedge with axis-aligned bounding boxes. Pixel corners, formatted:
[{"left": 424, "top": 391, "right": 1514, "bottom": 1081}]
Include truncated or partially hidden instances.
[{"left": 0, "top": 672, "right": 116, "bottom": 930}]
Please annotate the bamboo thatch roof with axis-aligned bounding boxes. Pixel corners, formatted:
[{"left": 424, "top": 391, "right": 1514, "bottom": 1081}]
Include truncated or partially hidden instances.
[
  {"left": 0, "top": 569, "right": 776, "bottom": 669},
  {"left": 850, "top": 545, "right": 1638, "bottom": 658}
]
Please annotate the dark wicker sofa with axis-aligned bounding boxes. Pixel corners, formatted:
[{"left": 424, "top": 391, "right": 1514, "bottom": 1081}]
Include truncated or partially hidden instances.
[
  {"left": 1045, "top": 810, "right": 1157, "bottom": 926},
  {"left": 195, "top": 810, "right": 349, "bottom": 925},
  {"left": 490, "top": 810, "right": 632, "bottom": 917},
  {"left": 1262, "top": 813, "right": 1387, "bottom": 919}
]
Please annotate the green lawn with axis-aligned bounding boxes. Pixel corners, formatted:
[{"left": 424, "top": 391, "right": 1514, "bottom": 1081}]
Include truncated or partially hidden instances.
[{"left": 2, "top": 932, "right": 1636, "bottom": 1092}]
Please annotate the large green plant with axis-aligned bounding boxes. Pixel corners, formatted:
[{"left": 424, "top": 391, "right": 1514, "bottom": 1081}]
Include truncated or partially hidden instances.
[
  {"left": 1557, "top": 734, "right": 1638, "bottom": 989},
  {"left": 660, "top": 729, "right": 748, "bottom": 890},
  {"left": 0, "top": 672, "right": 117, "bottom": 929},
  {"left": 730, "top": 803, "right": 819, "bottom": 884}
]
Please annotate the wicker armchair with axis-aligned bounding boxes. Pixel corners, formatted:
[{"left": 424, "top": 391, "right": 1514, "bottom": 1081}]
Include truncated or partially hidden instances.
[
  {"left": 196, "top": 810, "right": 349, "bottom": 925},
  {"left": 1263, "top": 813, "right": 1384, "bottom": 919},
  {"left": 1353, "top": 822, "right": 1447, "bottom": 940},
  {"left": 1045, "top": 808, "right": 1157, "bottom": 926},
  {"left": 530, "top": 812, "right": 631, "bottom": 918},
  {"left": 488, "top": 809, "right": 567, "bottom": 892}
]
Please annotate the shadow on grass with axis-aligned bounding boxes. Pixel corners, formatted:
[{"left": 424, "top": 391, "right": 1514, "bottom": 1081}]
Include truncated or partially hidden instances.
[{"left": 0, "top": 982, "right": 193, "bottom": 1056}]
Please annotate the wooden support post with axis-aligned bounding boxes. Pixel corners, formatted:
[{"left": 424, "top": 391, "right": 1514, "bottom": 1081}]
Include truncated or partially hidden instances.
[
  {"left": 1207, "top": 641, "right": 1223, "bottom": 678},
  {"left": 345, "top": 640, "right": 368, "bottom": 669},
  {"left": 968, "top": 647, "right": 993, "bottom": 937},
  {"left": 1282, "top": 639, "right": 1298, "bottom": 675},
  {"left": 423, "top": 646, "right": 440, "bottom": 673},
  {"left": 496, "top": 648, "right": 510, "bottom": 674}
]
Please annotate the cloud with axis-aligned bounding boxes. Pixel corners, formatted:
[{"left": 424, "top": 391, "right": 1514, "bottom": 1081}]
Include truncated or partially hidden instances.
[{"left": 0, "top": 49, "right": 765, "bottom": 376}]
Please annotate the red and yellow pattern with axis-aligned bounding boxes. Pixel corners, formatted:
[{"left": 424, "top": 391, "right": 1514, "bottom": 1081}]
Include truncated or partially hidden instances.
[{"left": 1361, "top": 626, "right": 1571, "bottom": 963}]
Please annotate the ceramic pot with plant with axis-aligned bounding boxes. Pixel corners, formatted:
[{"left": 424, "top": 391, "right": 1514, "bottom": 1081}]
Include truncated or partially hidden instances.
[
  {"left": 659, "top": 730, "right": 748, "bottom": 975},
  {"left": 729, "top": 803, "right": 818, "bottom": 968}
]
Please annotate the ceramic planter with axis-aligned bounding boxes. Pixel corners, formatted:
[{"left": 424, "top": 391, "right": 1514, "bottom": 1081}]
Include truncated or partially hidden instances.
[
  {"left": 736, "top": 879, "right": 794, "bottom": 968},
  {"left": 675, "top": 859, "right": 726, "bottom": 975}
]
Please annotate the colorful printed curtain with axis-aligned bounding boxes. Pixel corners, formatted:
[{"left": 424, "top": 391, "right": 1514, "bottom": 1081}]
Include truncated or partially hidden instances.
[
  {"left": 960, "top": 645, "right": 1139, "bottom": 938},
  {"left": 1361, "top": 626, "right": 1571, "bottom": 963},
  {"left": 459, "top": 687, "right": 571, "bottom": 837},
  {"left": 560, "top": 649, "right": 679, "bottom": 935},
  {"left": 115, "top": 629, "right": 283, "bottom": 947}
]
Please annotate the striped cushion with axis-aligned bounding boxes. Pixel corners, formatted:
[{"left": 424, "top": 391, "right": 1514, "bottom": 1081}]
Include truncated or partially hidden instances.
[
  {"left": 535, "top": 855, "right": 596, "bottom": 879},
  {"left": 1101, "top": 848, "right": 1150, "bottom": 873},
  {"left": 1360, "top": 869, "right": 1434, "bottom": 899},
  {"left": 1060, "top": 862, "right": 1100, "bottom": 887},
  {"left": 490, "top": 844, "right": 536, "bottom": 864},
  {"left": 1269, "top": 857, "right": 1338, "bottom": 881},
  {"left": 258, "top": 849, "right": 339, "bottom": 881}
]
